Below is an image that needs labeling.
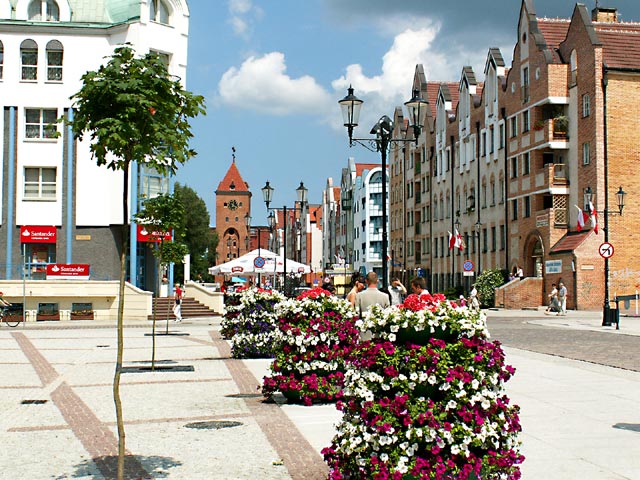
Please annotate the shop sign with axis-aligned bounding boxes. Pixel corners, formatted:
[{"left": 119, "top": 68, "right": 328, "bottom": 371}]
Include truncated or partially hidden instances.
[
  {"left": 545, "top": 260, "right": 562, "bottom": 274},
  {"left": 536, "top": 214, "right": 549, "bottom": 227},
  {"left": 20, "top": 225, "right": 57, "bottom": 244},
  {"left": 136, "top": 225, "right": 172, "bottom": 243},
  {"left": 46, "top": 264, "right": 90, "bottom": 280}
]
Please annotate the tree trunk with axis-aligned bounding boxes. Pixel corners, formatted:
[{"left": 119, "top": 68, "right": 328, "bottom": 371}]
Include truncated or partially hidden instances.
[{"left": 114, "top": 163, "right": 129, "bottom": 480}]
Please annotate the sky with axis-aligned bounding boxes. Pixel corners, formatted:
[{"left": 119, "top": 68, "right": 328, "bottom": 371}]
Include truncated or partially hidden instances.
[{"left": 177, "top": 0, "right": 640, "bottom": 227}]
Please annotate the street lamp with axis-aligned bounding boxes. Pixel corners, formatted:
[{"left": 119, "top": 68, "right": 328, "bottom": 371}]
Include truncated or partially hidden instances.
[
  {"left": 244, "top": 212, "right": 251, "bottom": 253},
  {"left": 262, "top": 180, "right": 308, "bottom": 295},
  {"left": 339, "top": 86, "right": 427, "bottom": 289},
  {"left": 584, "top": 185, "right": 626, "bottom": 327}
]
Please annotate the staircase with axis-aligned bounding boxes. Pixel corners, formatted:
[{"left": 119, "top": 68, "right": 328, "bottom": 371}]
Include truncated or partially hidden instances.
[{"left": 149, "top": 297, "right": 218, "bottom": 321}]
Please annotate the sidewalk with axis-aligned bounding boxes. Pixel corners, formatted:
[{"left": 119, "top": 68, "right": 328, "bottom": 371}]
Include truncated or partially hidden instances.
[{"left": 1, "top": 316, "right": 639, "bottom": 479}]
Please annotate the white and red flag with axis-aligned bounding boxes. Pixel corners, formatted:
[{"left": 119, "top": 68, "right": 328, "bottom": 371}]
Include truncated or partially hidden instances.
[
  {"left": 455, "top": 229, "right": 465, "bottom": 251},
  {"left": 448, "top": 231, "right": 456, "bottom": 250},
  {"left": 576, "top": 205, "right": 587, "bottom": 232},
  {"left": 589, "top": 202, "right": 599, "bottom": 234}
]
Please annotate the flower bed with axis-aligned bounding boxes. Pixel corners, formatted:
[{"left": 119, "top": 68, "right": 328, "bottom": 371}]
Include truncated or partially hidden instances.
[
  {"left": 221, "top": 287, "right": 286, "bottom": 358},
  {"left": 262, "top": 287, "right": 360, "bottom": 406},
  {"left": 323, "top": 293, "right": 524, "bottom": 479}
]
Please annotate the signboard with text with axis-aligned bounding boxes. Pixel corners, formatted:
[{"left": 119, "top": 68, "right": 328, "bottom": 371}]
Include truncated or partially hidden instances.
[
  {"left": 21, "top": 225, "right": 57, "bottom": 244},
  {"left": 545, "top": 259, "right": 562, "bottom": 274},
  {"left": 46, "top": 264, "right": 90, "bottom": 280},
  {"left": 136, "top": 225, "right": 172, "bottom": 243}
]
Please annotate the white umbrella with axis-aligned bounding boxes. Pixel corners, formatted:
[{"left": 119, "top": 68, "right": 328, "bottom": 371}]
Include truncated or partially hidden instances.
[{"left": 208, "top": 249, "right": 311, "bottom": 275}]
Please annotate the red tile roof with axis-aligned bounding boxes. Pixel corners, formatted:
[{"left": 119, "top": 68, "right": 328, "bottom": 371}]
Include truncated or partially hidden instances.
[
  {"left": 549, "top": 231, "right": 591, "bottom": 254},
  {"left": 426, "top": 82, "right": 441, "bottom": 118},
  {"left": 216, "top": 161, "right": 249, "bottom": 193},
  {"left": 355, "top": 163, "right": 380, "bottom": 177},
  {"left": 537, "top": 19, "right": 570, "bottom": 63},
  {"left": 596, "top": 25, "right": 640, "bottom": 69}
]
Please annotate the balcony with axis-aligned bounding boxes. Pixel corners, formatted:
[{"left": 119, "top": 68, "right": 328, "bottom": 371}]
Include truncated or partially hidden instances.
[{"left": 543, "top": 162, "right": 568, "bottom": 187}]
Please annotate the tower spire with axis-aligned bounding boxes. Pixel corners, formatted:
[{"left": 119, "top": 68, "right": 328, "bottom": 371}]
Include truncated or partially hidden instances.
[{"left": 232, "top": 146, "right": 236, "bottom": 162}]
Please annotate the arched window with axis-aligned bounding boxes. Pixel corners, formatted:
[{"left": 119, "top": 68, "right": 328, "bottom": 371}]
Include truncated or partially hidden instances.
[
  {"left": 46, "top": 40, "right": 63, "bottom": 81},
  {"left": 28, "top": 0, "right": 60, "bottom": 21},
  {"left": 149, "top": 0, "right": 170, "bottom": 25},
  {"left": 21, "top": 39, "right": 38, "bottom": 81}
]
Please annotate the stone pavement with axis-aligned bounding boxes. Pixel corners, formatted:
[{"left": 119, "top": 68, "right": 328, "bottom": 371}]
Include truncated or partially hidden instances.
[{"left": 0, "top": 311, "right": 639, "bottom": 479}]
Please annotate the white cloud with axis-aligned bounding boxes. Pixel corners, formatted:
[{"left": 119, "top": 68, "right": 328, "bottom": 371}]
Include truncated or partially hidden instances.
[
  {"left": 218, "top": 52, "right": 333, "bottom": 116},
  {"left": 229, "top": 0, "right": 252, "bottom": 15},
  {"left": 227, "top": 0, "right": 263, "bottom": 39}
]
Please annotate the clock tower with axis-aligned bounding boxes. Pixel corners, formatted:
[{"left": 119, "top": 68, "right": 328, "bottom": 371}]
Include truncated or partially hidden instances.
[{"left": 215, "top": 150, "right": 252, "bottom": 265}]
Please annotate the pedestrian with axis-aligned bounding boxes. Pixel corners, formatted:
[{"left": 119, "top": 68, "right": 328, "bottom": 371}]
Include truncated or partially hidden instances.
[
  {"left": 0, "top": 291, "right": 12, "bottom": 308},
  {"left": 557, "top": 281, "right": 567, "bottom": 316},
  {"left": 346, "top": 273, "right": 366, "bottom": 307},
  {"left": 516, "top": 265, "right": 524, "bottom": 280},
  {"left": 546, "top": 283, "right": 560, "bottom": 313},
  {"left": 173, "top": 283, "right": 183, "bottom": 322},
  {"left": 410, "top": 277, "right": 430, "bottom": 297},
  {"left": 458, "top": 295, "right": 467, "bottom": 307},
  {"left": 356, "top": 272, "right": 390, "bottom": 316},
  {"left": 388, "top": 277, "right": 407, "bottom": 305},
  {"left": 469, "top": 284, "right": 480, "bottom": 310}
]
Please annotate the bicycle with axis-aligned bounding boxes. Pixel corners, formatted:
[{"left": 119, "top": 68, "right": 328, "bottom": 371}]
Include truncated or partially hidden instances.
[{"left": 1, "top": 306, "right": 21, "bottom": 327}]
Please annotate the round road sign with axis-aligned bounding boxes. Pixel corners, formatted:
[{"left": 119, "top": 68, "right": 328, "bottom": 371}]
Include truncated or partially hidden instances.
[
  {"left": 463, "top": 260, "right": 474, "bottom": 272},
  {"left": 599, "top": 242, "right": 614, "bottom": 259},
  {"left": 253, "top": 256, "right": 266, "bottom": 268}
]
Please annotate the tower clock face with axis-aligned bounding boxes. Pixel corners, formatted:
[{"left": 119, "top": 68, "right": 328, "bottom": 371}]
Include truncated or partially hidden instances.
[{"left": 228, "top": 199, "right": 238, "bottom": 210}]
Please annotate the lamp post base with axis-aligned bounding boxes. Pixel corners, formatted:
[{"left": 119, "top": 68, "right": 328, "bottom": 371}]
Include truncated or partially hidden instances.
[{"left": 602, "top": 304, "right": 619, "bottom": 329}]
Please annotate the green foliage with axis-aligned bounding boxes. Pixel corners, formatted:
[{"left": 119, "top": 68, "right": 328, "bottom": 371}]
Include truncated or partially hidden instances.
[
  {"left": 173, "top": 183, "right": 217, "bottom": 280},
  {"left": 475, "top": 268, "right": 508, "bottom": 308},
  {"left": 134, "top": 192, "right": 188, "bottom": 266},
  {"left": 68, "top": 45, "right": 206, "bottom": 174},
  {"left": 442, "top": 285, "right": 464, "bottom": 300}
]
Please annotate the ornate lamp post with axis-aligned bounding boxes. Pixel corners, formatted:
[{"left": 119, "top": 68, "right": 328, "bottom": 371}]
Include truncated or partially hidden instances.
[
  {"left": 339, "top": 87, "right": 427, "bottom": 289},
  {"left": 584, "top": 185, "right": 626, "bottom": 327},
  {"left": 262, "top": 180, "right": 308, "bottom": 295}
]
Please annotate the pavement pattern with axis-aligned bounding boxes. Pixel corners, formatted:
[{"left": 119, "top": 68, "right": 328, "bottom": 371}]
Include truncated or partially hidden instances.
[{"left": 0, "top": 309, "right": 639, "bottom": 479}]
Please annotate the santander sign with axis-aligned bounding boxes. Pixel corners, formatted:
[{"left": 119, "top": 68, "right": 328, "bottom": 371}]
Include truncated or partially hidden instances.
[{"left": 20, "top": 226, "right": 57, "bottom": 244}]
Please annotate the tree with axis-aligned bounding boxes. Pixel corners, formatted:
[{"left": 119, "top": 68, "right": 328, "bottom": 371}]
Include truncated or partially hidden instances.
[
  {"left": 475, "top": 267, "right": 508, "bottom": 308},
  {"left": 67, "top": 45, "right": 205, "bottom": 480},
  {"left": 134, "top": 193, "right": 189, "bottom": 368},
  {"left": 173, "top": 183, "right": 217, "bottom": 281}
]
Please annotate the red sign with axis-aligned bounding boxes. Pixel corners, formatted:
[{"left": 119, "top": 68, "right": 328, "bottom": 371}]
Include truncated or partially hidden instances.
[
  {"left": 21, "top": 226, "right": 57, "bottom": 244},
  {"left": 136, "top": 225, "right": 172, "bottom": 243},
  {"left": 231, "top": 266, "right": 244, "bottom": 273},
  {"left": 46, "top": 264, "right": 90, "bottom": 280}
]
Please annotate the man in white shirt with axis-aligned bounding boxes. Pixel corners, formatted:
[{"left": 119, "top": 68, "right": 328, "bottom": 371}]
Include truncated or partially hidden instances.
[
  {"left": 356, "top": 272, "right": 390, "bottom": 315},
  {"left": 410, "top": 277, "right": 429, "bottom": 297}
]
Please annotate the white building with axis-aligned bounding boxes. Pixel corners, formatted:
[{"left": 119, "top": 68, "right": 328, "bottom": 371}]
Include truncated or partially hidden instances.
[{"left": 0, "top": 0, "right": 190, "bottom": 292}]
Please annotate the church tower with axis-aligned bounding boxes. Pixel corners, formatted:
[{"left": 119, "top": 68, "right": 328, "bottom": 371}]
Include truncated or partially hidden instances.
[{"left": 215, "top": 149, "right": 252, "bottom": 264}]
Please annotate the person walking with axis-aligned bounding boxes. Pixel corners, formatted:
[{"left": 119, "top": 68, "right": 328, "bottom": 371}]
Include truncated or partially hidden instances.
[
  {"left": 557, "top": 281, "right": 567, "bottom": 316},
  {"left": 469, "top": 284, "right": 480, "bottom": 310},
  {"left": 388, "top": 277, "right": 407, "bottom": 306},
  {"left": 410, "top": 277, "right": 430, "bottom": 297},
  {"left": 346, "top": 274, "right": 365, "bottom": 307},
  {"left": 516, "top": 265, "right": 524, "bottom": 280},
  {"left": 173, "top": 283, "right": 183, "bottom": 322},
  {"left": 356, "top": 272, "right": 390, "bottom": 316},
  {"left": 546, "top": 283, "right": 559, "bottom": 313}
]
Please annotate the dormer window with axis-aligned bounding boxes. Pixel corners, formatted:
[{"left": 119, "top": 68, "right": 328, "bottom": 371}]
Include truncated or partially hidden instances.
[
  {"left": 28, "top": 0, "right": 60, "bottom": 21},
  {"left": 150, "top": 0, "right": 170, "bottom": 25}
]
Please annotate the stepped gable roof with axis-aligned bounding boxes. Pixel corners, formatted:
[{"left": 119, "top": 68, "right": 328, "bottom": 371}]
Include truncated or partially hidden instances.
[
  {"left": 595, "top": 22, "right": 640, "bottom": 69},
  {"left": 355, "top": 163, "right": 380, "bottom": 177},
  {"left": 537, "top": 18, "right": 570, "bottom": 63},
  {"left": 549, "top": 231, "right": 591, "bottom": 254},
  {"left": 332, "top": 186, "right": 341, "bottom": 203},
  {"left": 426, "top": 82, "right": 441, "bottom": 118},
  {"left": 488, "top": 48, "right": 506, "bottom": 67},
  {"left": 216, "top": 160, "right": 249, "bottom": 193}
]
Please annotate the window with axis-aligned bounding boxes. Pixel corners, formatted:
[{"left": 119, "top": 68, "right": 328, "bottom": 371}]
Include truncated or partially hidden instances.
[
  {"left": 491, "top": 226, "right": 497, "bottom": 252},
  {"left": 524, "top": 196, "right": 531, "bottom": 218},
  {"left": 28, "top": 0, "right": 60, "bottom": 21},
  {"left": 510, "top": 157, "right": 518, "bottom": 178},
  {"left": 482, "top": 228, "right": 488, "bottom": 253},
  {"left": 510, "top": 116, "right": 517, "bottom": 137},
  {"left": 481, "top": 131, "right": 487, "bottom": 156},
  {"left": 21, "top": 39, "right": 38, "bottom": 80},
  {"left": 46, "top": 40, "right": 63, "bottom": 81},
  {"left": 523, "top": 152, "right": 530, "bottom": 175},
  {"left": 481, "top": 183, "right": 487, "bottom": 208},
  {"left": 150, "top": 0, "right": 170, "bottom": 24},
  {"left": 490, "top": 126, "right": 495, "bottom": 153},
  {"left": 490, "top": 179, "right": 496, "bottom": 206},
  {"left": 522, "top": 110, "right": 530, "bottom": 133},
  {"left": 0, "top": 40, "right": 3, "bottom": 79},
  {"left": 582, "top": 142, "right": 590, "bottom": 165},
  {"left": 25, "top": 108, "right": 58, "bottom": 139},
  {"left": 500, "top": 225, "right": 506, "bottom": 250},
  {"left": 499, "top": 123, "right": 505, "bottom": 149},
  {"left": 24, "top": 167, "right": 56, "bottom": 200},
  {"left": 511, "top": 199, "right": 518, "bottom": 221},
  {"left": 582, "top": 94, "right": 591, "bottom": 117}
]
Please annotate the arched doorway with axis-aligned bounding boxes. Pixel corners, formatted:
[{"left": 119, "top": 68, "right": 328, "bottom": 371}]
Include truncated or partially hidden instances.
[{"left": 523, "top": 232, "right": 544, "bottom": 278}]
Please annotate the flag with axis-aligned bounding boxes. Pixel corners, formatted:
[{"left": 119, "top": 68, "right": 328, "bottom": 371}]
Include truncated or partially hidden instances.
[
  {"left": 448, "top": 231, "right": 456, "bottom": 250},
  {"left": 455, "top": 229, "right": 465, "bottom": 251},
  {"left": 589, "top": 202, "right": 599, "bottom": 234},
  {"left": 575, "top": 205, "right": 587, "bottom": 231}
]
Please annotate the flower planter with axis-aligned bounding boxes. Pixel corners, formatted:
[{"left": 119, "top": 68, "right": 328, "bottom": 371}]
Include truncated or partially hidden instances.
[{"left": 396, "top": 326, "right": 456, "bottom": 345}]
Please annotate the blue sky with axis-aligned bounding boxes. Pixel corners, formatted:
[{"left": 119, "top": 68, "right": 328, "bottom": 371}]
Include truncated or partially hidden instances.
[{"left": 177, "top": 0, "right": 640, "bottom": 226}]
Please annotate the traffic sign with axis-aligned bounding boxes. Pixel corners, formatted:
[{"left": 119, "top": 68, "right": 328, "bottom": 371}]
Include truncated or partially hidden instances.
[
  {"left": 253, "top": 256, "right": 266, "bottom": 268},
  {"left": 462, "top": 260, "right": 474, "bottom": 272},
  {"left": 599, "top": 242, "right": 614, "bottom": 259}
]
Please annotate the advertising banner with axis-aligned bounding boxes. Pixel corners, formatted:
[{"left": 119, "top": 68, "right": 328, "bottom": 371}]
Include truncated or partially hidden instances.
[
  {"left": 136, "top": 225, "right": 172, "bottom": 243},
  {"left": 46, "top": 264, "right": 90, "bottom": 280},
  {"left": 20, "top": 226, "right": 57, "bottom": 244}
]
